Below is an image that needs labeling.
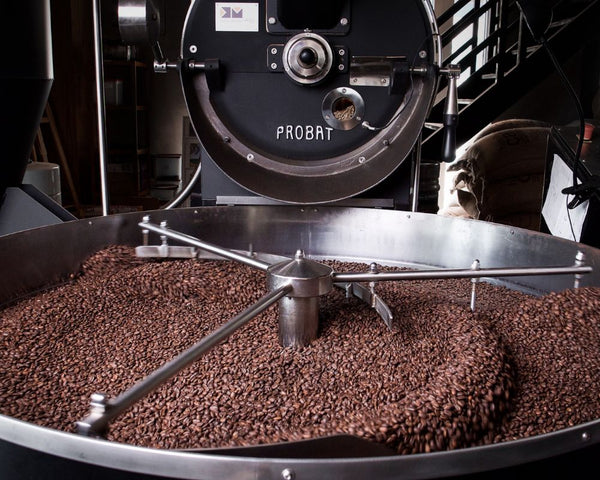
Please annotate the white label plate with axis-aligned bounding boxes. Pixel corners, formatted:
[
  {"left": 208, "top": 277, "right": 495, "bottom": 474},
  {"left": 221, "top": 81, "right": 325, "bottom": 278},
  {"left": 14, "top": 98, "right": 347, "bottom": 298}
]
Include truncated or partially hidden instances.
[{"left": 215, "top": 3, "right": 259, "bottom": 32}]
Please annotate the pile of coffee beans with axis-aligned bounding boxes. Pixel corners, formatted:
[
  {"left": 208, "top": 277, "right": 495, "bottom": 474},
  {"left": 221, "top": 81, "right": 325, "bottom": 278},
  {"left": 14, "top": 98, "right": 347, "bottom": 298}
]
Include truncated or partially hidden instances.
[{"left": 0, "top": 246, "right": 598, "bottom": 454}]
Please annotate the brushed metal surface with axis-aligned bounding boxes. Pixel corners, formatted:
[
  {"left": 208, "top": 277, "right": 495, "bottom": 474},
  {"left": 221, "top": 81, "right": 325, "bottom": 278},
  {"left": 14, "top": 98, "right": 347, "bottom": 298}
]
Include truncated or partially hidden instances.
[{"left": 1, "top": 206, "right": 599, "bottom": 479}]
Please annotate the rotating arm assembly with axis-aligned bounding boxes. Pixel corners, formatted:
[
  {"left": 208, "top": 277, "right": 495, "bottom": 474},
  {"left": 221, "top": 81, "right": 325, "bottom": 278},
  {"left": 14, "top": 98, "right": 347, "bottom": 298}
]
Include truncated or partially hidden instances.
[{"left": 77, "top": 219, "right": 592, "bottom": 438}]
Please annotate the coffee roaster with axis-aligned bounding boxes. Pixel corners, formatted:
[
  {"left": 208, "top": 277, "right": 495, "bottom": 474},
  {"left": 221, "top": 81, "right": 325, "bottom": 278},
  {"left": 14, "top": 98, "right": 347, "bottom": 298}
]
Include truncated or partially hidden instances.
[{"left": 1, "top": 1, "right": 600, "bottom": 479}]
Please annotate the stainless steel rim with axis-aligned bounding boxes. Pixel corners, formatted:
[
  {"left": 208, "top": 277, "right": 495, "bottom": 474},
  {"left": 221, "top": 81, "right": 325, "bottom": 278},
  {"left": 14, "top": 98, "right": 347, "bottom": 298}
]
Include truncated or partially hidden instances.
[{"left": 1, "top": 207, "right": 599, "bottom": 479}]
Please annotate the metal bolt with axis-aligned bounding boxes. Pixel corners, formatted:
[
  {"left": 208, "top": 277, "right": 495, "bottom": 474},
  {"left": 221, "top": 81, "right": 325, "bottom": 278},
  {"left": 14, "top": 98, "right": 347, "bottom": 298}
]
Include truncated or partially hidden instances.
[
  {"left": 271, "top": 62, "right": 278, "bottom": 70},
  {"left": 582, "top": 432, "right": 590, "bottom": 442},
  {"left": 90, "top": 393, "right": 108, "bottom": 413},
  {"left": 342, "top": 88, "right": 347, "bottom": 94},
  {"left": 271, "top": 47, "right": 278, "bottom": 54},
  {"left": 352, "top": 78, "right": 358, "bottom": 83},
  {"left": 358, "top": 156, "right": 366, "bottom": 164},
  {"left": 383, "top": 139, "right": 390, "bottom": 146},
  {"left": 338, "top": 64, "right": 344, "bottom": 71},
  {"left": 268, "top": 17, "right": 277, "bottom": 25},
  {"left": 574, "top": 251, "right": 585, "bottom": 289},
  {"left": 470, "top": 259, "right": 481, "bottom": 312},
  {"left": 223, "top": 136, "right": 231, "bottom": 143},
  {"left": 160, "top": 221, "right": 168, "bottom": 228},
  {"left": 142, "top": 215, "right": 150, "bottom": 223},
  {"left": 189, "top": 45, "right": 198, "bottom": 53},
  {"left": 281, "top": 468, "right": 295, "bottom": 480},
  {"left": 247, "top": 153, "right": 255, "bottom": 161},
  {"left": 295, "top": 250, "right": 305, "bottom": 260},
  {"left": 338, "top": 49, "right": 345, "bottom": 56},
  {"left": 369, "top": 263, "right": 379, "bottom": 295},
  {"left": 340, "top": 17, "right": 349, "bottom": 26},
  {"left": 419, "top": 50, "right": 427, "bottom": 58},
  {"left": 381, "top": 77, "right": 388, "bottom": 84}
]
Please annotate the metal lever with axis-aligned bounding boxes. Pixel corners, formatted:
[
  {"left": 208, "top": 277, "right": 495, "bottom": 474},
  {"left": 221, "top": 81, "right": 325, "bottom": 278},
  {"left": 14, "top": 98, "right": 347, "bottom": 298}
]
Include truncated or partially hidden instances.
[
  {"left": 118, "top": 0, "right": 177, "bottom": 73},
  {"left": 440, "top": 65, "right": 461, "bottom": 163}
]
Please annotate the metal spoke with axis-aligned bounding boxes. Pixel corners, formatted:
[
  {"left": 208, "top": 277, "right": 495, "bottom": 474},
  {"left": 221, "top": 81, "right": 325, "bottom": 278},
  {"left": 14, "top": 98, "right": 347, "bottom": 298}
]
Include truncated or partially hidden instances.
[
  {"left": 333, "top": 264, "right": 592, "bottom": 283},
  {"left": 77, "top": 284, "right": 292, "bottom": 437}
]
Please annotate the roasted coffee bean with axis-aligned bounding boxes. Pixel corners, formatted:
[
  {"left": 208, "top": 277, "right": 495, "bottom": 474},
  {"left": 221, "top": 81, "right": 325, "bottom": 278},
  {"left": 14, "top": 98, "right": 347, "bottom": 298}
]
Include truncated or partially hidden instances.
[{"left": 0, "top": 246, "right": 598, "bottom": 454}]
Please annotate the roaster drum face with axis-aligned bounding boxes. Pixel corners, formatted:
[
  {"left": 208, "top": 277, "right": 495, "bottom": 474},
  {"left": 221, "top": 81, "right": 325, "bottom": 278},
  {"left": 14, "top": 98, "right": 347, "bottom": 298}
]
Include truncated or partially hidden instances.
[{"left": 180, "top": 0, "right": 439, "bottom": 204}]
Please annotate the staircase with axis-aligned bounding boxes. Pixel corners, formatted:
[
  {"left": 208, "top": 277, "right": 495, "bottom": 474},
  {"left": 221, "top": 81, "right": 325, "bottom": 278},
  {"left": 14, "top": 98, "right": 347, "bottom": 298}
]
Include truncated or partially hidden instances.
[{"left": 422, "top": 0, "right": 600, "bottom": 161}]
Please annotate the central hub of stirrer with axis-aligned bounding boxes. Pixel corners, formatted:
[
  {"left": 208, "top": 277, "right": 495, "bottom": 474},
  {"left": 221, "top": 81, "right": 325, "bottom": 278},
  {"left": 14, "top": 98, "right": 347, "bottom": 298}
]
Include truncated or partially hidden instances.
[{"left": 267, "top": 250, "right": 334, "bottom": 348}]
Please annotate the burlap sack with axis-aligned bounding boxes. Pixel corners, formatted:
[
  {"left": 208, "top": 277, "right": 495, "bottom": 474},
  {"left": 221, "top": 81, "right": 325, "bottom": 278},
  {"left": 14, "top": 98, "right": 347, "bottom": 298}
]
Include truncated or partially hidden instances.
[{"left": 449, "top": 121, "right": 551, "bottom": 230}]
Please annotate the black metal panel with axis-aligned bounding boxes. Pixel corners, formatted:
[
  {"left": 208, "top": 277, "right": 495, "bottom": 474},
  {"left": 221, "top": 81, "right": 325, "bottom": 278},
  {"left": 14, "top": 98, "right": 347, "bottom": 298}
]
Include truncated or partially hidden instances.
[
  {"left": 0, "top": 0, "right": 53, "bottom": 201},
  {"left": 180, "top": 0, "right": 439, "bottom": 203},
  {"left": 183, "top": 0, "right": 433, "bottom": 160}
]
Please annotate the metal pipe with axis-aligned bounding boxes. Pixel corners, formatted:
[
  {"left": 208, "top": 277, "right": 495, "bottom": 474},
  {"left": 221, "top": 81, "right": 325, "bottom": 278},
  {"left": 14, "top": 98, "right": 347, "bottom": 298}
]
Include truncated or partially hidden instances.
[
  {"left": 77, "top": 284, "right": 292, "bottom": 437},
  {"left": 93, "top": 0, "right": 111, "bottom": 216},
  {"left": 333, "top": 265, "right": 592, "bottom": 283},
  {"left": 140, "top": 220, "right": 272, "bottom": 271},
  {"left": 411, "top": 134, "right": 422, "bottom": 212},
  {"left": 164, "top": 163, "right": 201, "bottom": 209}
]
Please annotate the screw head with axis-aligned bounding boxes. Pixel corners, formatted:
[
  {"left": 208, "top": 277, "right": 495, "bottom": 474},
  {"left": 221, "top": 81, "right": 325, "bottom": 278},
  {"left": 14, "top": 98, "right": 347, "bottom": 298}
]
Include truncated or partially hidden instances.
[
  {"left": 268, "top": 17, "right": 277, "bottom": 25},
  {"left": 271, "top": 47, "right": 278, "bottom": 54},
  {"left": 271, "top": 63, "right": 278, "bottom": 70},
  {"left": 340, "top": 17, "right": 349, "bottom": 26},
  {"left": 281, "top": 468, "right": 295, "bottom": 480},
  {"left": 189, "top": 45, "right": 198, "bottom": 54},
  {"left": 247, "top": 153, "right": 255, "bottom": 161},
  {"left": 419, "top": 50, "right": 427, "bottom": 58}
]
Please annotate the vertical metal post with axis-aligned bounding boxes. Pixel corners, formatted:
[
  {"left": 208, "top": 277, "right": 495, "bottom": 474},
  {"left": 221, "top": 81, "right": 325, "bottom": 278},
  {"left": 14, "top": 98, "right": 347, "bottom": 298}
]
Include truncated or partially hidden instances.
[
  {"left": 93, "top": 0, "right": 111, "bottom": 216},
  {"left": 411, "top": 134, "right": 422, "bottom": 212}
]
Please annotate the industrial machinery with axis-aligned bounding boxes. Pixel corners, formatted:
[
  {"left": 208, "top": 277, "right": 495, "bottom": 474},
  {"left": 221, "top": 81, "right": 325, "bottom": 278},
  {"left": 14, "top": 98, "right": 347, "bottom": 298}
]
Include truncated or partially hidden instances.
[{"left": 1, "top": 1, "right": 600, "bottom": 479}]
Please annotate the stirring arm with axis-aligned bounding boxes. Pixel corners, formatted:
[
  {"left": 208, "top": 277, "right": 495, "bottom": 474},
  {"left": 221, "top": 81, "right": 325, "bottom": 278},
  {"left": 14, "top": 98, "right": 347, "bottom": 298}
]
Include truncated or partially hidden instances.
[{"left": 76, "top": 284, "right": 291, "bottom": 438}]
